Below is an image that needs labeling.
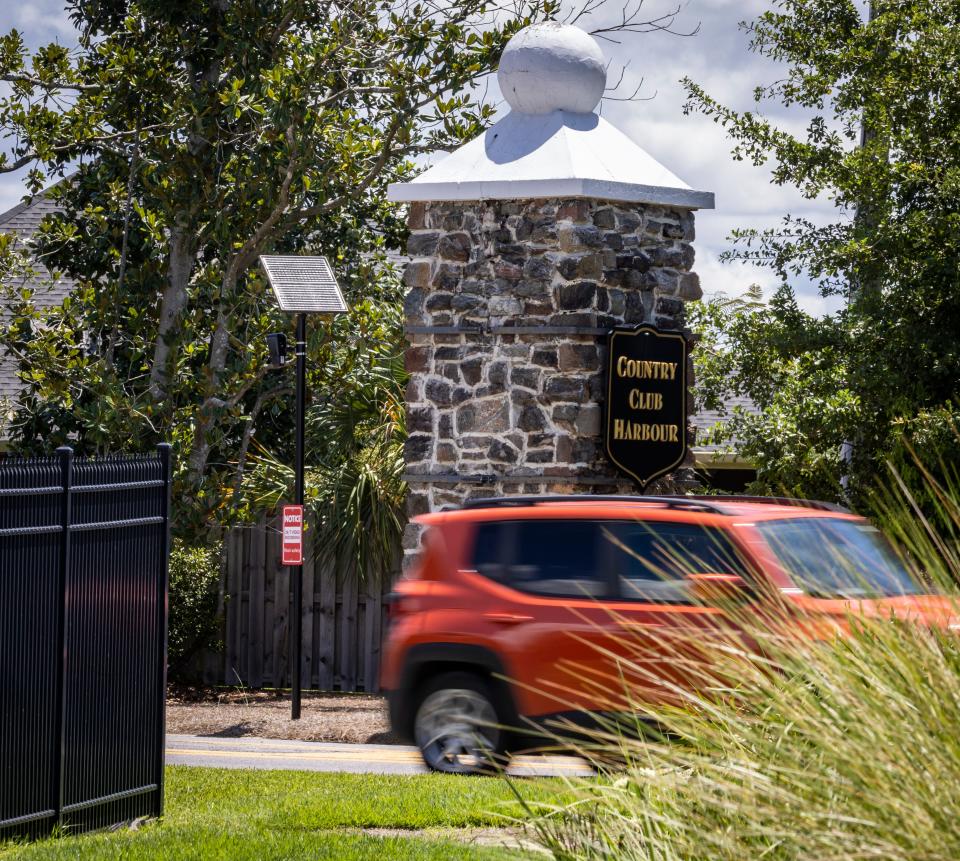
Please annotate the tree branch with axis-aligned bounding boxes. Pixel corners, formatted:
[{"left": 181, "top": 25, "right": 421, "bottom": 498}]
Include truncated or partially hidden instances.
[
  {"left": 232, "top": 385, "right": 289, "bottom": 499},
  {"left": 224, "top": 123, "right": 302, "bottom": 279},
  {"left": 0, "top": 73, "right": 100, "bottom": 92},
  {"left": 291, "top": 114, "right": 407, "bottom": 222},
  {"left": 0, "top": 153, "right": 39, "bottom": 174}
]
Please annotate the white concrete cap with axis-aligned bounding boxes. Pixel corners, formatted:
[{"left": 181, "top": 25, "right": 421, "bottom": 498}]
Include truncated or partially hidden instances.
[{"left": 388, "top": 22, "right": 714, "bottom": 209}]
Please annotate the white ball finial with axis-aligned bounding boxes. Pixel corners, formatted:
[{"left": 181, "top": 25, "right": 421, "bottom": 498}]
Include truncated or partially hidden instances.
[{"left": 497, "top": 22, "right": 606, "bottom": 115}]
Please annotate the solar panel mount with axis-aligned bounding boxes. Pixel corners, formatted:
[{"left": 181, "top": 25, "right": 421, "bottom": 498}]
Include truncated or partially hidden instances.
[{"left": 259, "top": 255, "right": 348, "bottom": 314}]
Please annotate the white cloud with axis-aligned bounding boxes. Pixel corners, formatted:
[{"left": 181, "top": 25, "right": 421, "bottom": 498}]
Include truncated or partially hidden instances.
[
  {"left": 10, "top": 0, "right": 77, "bottom": 43},
  {"left": 694, "top": 247, "right": 779, "bottom": 298},
  {"left": 589, "top": 0, "right": 843, "bottom": 314},
  {"left": 0, "top": 174, "right": 28, "bottom": 215}
]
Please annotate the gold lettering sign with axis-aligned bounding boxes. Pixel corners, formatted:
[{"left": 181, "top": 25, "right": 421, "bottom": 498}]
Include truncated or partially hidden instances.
[{"left": 605, "top": 325, "right": 688, "bottom": 489}]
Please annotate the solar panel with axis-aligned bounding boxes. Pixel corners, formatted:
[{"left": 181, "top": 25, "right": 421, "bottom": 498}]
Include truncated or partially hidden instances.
[{"left": 259, "top": 255, "right": 348, "bottom": 314}]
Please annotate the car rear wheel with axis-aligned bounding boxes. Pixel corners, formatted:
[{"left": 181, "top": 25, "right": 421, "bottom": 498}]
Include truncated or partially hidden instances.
[{"left": 413, "top": 672, "right": 504, "bottom": 774}]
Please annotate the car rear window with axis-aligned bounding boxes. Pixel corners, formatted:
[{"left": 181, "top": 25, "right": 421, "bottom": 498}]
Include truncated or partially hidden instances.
[
  {"left": 470, "top": 518, "right": 745, "bottom": 602},
  {"left": 471, "top": 520, "right": 610, "bottom": 597},
  {"left": 471, "top": 521, "right": 507, "bottom": 581}
]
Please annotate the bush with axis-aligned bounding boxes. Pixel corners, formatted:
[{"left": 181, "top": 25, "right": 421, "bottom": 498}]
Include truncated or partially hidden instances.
[
  {"left": 524, "top": 463, "right": 960, "bottom": 861},
  {"left": 168, "top": 540, "right": 222, "bottom": 680}
]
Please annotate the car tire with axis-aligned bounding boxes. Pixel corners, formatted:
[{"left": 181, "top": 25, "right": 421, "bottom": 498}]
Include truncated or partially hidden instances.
[{"left": 413, "top": 672, "right": 506, "bottom": 775}]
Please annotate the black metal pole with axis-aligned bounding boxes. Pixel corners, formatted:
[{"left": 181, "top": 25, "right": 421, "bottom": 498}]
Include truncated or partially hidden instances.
[
  {"left": 53, "top": 447, "right": 73, "bottom": 826},
  {"left": 291, "top": 312, "right": 306, "bottom": 720},
  {"left": 155, "top": 443, "right": 172, "bottom": 816}
]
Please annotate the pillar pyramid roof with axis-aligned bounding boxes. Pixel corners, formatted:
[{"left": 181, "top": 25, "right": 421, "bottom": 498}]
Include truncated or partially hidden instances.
[{"left": 388, "top": 22, "right": 714, "bottom": 209}]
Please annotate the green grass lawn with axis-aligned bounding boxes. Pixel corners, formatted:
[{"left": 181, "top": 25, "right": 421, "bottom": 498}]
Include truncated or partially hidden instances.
[{"left": 1, "top": 767, "right": 565, "bottom": 860}]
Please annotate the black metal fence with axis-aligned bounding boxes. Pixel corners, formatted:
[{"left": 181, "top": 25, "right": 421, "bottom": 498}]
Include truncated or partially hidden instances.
[{"left": 0, "top": 445, "right": 171, "bottom": 840}]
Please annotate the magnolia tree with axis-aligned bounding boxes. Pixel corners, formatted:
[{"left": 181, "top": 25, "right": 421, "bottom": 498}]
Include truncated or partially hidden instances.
[{"left": 0, "top": 0, "right": 685, "bottom": 543}]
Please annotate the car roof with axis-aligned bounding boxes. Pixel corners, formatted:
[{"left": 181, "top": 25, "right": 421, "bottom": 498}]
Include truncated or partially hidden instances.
[{"left": 414, "top": 495, "right": 861, "bottom": 526}]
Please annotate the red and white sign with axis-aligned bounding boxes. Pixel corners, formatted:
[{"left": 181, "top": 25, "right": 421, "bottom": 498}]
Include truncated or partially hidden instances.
[{"left": 282, "top": 505, "right": 303, "bottom": 566}]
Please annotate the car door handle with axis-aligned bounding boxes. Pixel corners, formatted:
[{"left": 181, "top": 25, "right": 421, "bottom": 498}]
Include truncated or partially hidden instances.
[{"left": 483, "top": 612, "right": 534, "bottom": 625}]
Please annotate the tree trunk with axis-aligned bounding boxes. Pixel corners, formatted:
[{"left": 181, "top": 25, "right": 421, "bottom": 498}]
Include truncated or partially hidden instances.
[
  {"left": 841, "top": 0, "right": 888, "bottom": 494},
  {"left": 149, "top": 225, "right": 195, "bottom": 399},
  {"left": 187, "top": 299, "right": 233, "bottom": 483},
  {"left": 149, "top": 41, "right": 221, "bottom": 400}
]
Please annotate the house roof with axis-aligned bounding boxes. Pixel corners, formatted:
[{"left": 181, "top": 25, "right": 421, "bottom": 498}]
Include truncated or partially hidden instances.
[{"left": 0, "top": 186, "right": 77, "bottom": 406}]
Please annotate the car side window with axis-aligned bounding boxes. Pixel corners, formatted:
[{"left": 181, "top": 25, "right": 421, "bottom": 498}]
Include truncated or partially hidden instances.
[
  {"left": 470, "top": 520, "right": 611, "bottom": 598},
  {"left": 603, "top": 521, "right": 745, "bottom": 603}
]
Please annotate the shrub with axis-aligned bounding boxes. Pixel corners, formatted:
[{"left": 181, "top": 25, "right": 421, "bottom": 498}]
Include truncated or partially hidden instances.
[
  {"left": 168, "top": 540, "right": 222, "bottom": 680},
  {"left": 524, "top": 463, "right": 960, "bottom": 861}
]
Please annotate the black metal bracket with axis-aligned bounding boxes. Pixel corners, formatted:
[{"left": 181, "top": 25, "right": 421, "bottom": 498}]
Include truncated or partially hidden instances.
[
  {"left": 402, "top": 472, "right": 637, "bottom": 487},
  {"left": 404, "top": 323, "right": 609, "bottom": 337},
  {"left": 404, "top": 323, "right": 698, "bottom": 340},
  {"left": 402, "top": 472, "right": 496, "bottom": 485}
]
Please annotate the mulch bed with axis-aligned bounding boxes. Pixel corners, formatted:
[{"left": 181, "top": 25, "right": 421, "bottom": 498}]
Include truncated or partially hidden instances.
[{"left": 166, "top": 685, "right": 400, "bottom": 744}]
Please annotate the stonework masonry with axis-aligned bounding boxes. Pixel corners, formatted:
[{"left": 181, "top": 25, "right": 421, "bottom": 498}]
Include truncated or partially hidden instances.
[{"left": 401, "top": 196, "right": 703, "bottom": 564}]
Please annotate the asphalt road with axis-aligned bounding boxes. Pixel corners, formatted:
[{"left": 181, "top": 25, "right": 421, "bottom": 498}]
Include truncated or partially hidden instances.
[{"left": 166, "top": 734, "right": 594, "bottom": 777}]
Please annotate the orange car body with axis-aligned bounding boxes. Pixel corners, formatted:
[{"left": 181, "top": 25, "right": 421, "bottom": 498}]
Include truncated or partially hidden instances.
[{"left": 381, "top": 497, "right": 955, "bottom": 740}]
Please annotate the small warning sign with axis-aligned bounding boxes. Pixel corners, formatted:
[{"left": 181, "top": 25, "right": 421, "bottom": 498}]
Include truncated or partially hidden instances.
[{"left": 282, "top": 505, "right": 303, "bottom": 566}]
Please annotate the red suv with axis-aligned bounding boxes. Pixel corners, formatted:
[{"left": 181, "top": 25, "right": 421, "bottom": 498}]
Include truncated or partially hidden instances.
[{"left": 382, "top": 495, "right": 951, "bottom": 773}]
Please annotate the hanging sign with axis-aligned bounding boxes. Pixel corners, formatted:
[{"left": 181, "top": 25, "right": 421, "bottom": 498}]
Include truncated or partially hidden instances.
[
  {"left": 605, "top": 325, "right": 688, "bottom": 489},
  {"left": 281, "top": 505, "right": 304, "bottom": 566}
]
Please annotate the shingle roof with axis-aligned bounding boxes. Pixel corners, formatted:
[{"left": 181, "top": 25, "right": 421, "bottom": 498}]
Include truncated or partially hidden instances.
[
  {"left": 691, "top": 392, "right": 758, "bottom": 464},
  {"left": 0, "top": 185, "right": 78, "bottom": 407}
]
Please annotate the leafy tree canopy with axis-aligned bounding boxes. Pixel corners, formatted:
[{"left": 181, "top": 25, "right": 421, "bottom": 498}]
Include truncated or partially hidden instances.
[
  {"left": 0, "top": 0, "right": 561, "bottom": 539},
  {"left": 686, "top": 0, "right": 960, "bottom": 506},
  {"left": 0, "top": 0, "right": 679, "bottom": 551}
]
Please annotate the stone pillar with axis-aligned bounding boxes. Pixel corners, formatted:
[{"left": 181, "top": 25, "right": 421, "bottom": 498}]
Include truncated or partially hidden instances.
[{"left": 388, "top": 23, "right": 714, "bottom": 564}]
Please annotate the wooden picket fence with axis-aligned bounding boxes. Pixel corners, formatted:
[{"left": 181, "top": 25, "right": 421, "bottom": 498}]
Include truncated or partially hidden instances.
[{"left": 201, "top": 514, "right": 396, "bottom": 692}]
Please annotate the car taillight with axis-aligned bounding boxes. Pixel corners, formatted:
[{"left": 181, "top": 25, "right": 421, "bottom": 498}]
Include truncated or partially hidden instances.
[{"left": 386, "top": 591, "right": 419, "bottom": 619}]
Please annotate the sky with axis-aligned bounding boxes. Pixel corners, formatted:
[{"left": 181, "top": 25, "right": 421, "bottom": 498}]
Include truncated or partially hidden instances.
[{"left": 0, "top": 0, "right": 848, "bottom": 315}]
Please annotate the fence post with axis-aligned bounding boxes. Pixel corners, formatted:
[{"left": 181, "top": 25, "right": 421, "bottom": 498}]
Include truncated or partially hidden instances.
[
  {"left": 53, "top": 446, "right": 73, "bottom": 826},
  {"left": 155, "top": 444, "right": 172, "bottom": 818}
]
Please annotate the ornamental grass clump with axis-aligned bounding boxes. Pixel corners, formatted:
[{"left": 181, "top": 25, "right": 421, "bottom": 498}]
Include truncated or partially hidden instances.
[{"left": 524, "top": 467, "right": 960, "bottom": 861}]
